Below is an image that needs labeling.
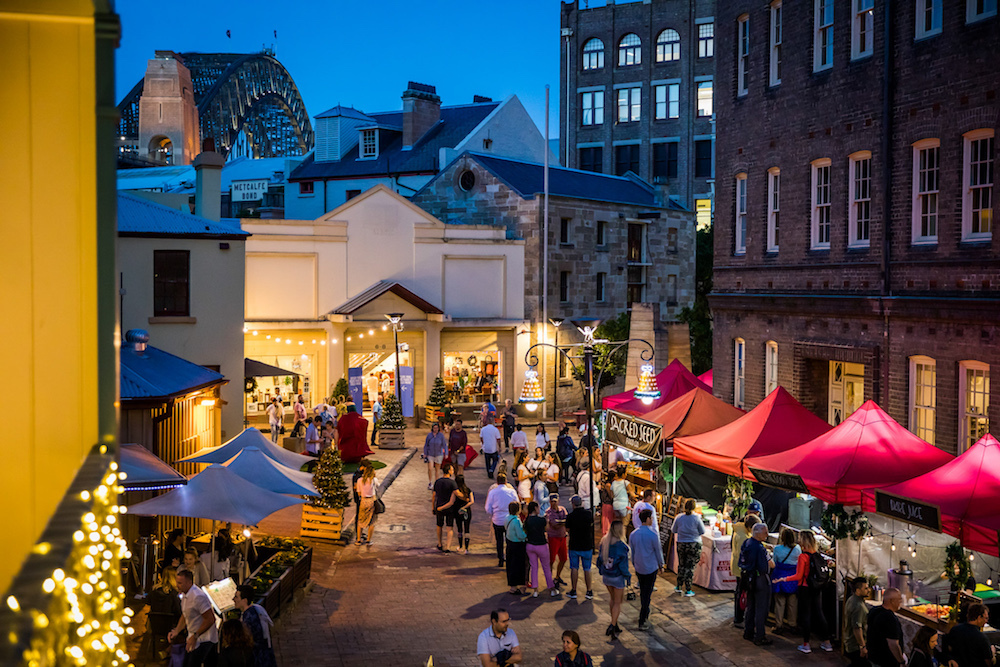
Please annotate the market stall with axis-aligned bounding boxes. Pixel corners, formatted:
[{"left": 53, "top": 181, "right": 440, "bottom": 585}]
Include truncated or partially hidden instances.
[
  {"left": 665, "top": 531, "right": 736, "bottom": 591},
  {"left": 601, "top": 359, "right": 710, "bottom": 414},
  {"left": 697, "top": 369, "right": 713, "bottom": 389},
  {"left": 177, "top": 426, "right": 308, "bottom": 470}
]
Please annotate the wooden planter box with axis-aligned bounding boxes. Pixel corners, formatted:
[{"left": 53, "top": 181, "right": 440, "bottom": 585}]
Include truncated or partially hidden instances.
[
  {"left": 250, "top": 547, "right": 313, "bottom": 620},
  {"left": 425, "top": 405, "right": 443, "bottom": 425},
  {"left": 378, "top": 428, "right": 406, "bottom": 449},
  {"left": 300, "top": 505, "right": 345, "bottom": 540}
]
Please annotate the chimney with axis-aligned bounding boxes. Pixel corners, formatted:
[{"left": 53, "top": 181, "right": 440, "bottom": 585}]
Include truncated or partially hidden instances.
[
  {"left": 401, "top": 82, "right": 441, "bottom": 149},
  {"left": 473, "top": 95, "right": 492, "bottom": 103},
  {"left": 192, "top": 138, "right": 224, "bottom": 221},
  {"left": 125, "top": 329, "right": 149, "bottom": 353}
]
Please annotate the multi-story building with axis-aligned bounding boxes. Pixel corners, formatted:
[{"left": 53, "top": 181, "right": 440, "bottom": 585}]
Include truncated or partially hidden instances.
[
  {"left": 712, "top": 0, "right": 999, "bottom": 455},
  {"left": 559, "top": 0, "right": 717, "bottom": 229}
]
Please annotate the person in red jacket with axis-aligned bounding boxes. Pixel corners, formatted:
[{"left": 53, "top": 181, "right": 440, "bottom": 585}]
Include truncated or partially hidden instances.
[
  {"left": 773, "top": 530, "right": 833, "bottom": 655},
  {"left": 337, "top": 404, "right": 373, "bottom": 463}
]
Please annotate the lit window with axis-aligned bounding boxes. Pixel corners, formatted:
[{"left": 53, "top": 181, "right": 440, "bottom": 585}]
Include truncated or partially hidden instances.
[
  {"left": 959, "top": 361, "right": 990, "bottom": 452},
  {"left": 849, "top": 151, "right": 872, "bottom": 248},
  {"left": 734, "top": 338, "right": 746, "bottom": 409},
  {"left": 696, "top": 198, "right": 712, "bottom": 231},
  {"left": 814, "top": 0, "right": 834, "bottom": 71},
  {"left": 656, "top": 29, "right": 681, "bottom": 62},
  {"left": 698, "top": 23, "right": 714, "bottom": 58},
  {"left": 770, "top": 1, "right": 783, "bottom": 85},
  {"left": 853, "top": 0, "right": 875, "bottom": 59},
  {"left": 655, "top": 84, "right": 679, "bottom": 120},
  {"left": 737, "top": 15, "right": 750, "bottom": 96},
  {"left": 582, "top": 91, "right": 604, "bottom": 126},
  {"left": 912, "top": 139, "right": 940, "bottom": 244},
  {"left": 916, "top": 0, "right": 942, "bottom": 38},
  {"left": 583, "top": 38, "right": 605, "bottom": 70},
  {"left": 767, "top": 168, "right": 780, "bottom": 252},
  {"left": 735, "top": 173, "right": 747, "bottom": 255},
  {"left": 963, "top": 129, "right": 994, "bottom": 241},
  {"left": 617, "top": 87, "right": 641, "bottom": 123},
  {"left": 697, "top": 80, "right": 713, "bottom": 117},
  {"left": 967, "top": 0, "right": 998, "bottom": 22},
  {"left": 618, "top": 33, "right": 641, "bottom": 67},
  {"left": 766, "top": 341, "right": 779, "bottom": 395},
  {"left": 812, "top": 159, "right": 832, "bottom": 249},
  {"left": 361, "top": 129, "right": 377, "bottom": 159},
  {"left": 909, "top": 356, "right": 936, "bottom": 445}
]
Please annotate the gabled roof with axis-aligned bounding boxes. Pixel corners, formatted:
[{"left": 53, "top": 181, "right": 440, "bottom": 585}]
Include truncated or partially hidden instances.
[
  {"left": 121, "top": 344, "right": 227, "bottom": 402},
  {"left": 315, "top": 105, "right": 376, "bottom": 121},
  {"left": 331, "top": 281, "right": 443, "bottom": 316},
  {"left": 290, "top": 101, "right": 500, "bottom": 181},
  {"left": 117, "top": 192, "right": 249, "bottom": 239}
]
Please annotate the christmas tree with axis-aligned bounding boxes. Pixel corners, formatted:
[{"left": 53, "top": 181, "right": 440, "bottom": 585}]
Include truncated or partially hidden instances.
[
  {"left": 309, "top": 447, "right": 351, "bottom": 510},
  {"left": 380, "top": 394, "right": 406, "bottom": 430},
  {"left": 427, "top": 376, "right": 448, "bottom": 407},
  {"left": 332, "top": 377, "right": 350, "bottom": 402}
]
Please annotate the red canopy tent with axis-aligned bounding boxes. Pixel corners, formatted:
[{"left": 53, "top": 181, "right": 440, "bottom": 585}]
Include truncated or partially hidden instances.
[
  {"left": 638, "top": 387, "right": 744, "bottom": 442},
  {"left": 698, "top": 369, "right": 713, "bottom": 389},
  {"left": 601, "top": 359, "right": 711, "bottom": 413},
  {"left": 747, "top": 401, "right": 954, "bottom": 507},
  {"left": 673, "top": 386, "right": 832, "bottom": 478},
  {"left": 866, "top": 433, "right": 1000, "bottom": 556}
]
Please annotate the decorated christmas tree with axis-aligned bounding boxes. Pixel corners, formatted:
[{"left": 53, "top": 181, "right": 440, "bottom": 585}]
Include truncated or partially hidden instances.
[
  {"left": 427, "top": 376, "right": 448, "bottom": 407},
  {"left": 309, "top": 447, "right": 351, "bottom": 510},
  {"left": 332, "top": 377, "right": 350, "bottom": 402},
  {"left": 381, "top": 393, "right": 406, "bottom": 430}
]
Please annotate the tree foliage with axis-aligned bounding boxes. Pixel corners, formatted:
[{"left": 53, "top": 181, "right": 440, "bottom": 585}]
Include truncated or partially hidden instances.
[
  {"left": 427, "top": 376, "right": 448, "bottom": 407},
  {"left": 309, "top": 447, "right": 350, "bottom": 510},
  {"left": 380, "top": 394, "right": 406, "bottom": 430},
  {"left": 331, "top": 377, "right": 350, "bottom": 402},
  {"left": 678, "top": 225, "right": 714, "bottom": 375}
]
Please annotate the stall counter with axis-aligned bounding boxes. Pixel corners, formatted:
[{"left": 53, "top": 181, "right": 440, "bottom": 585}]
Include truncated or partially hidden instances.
[{"left": 667, "top": 533, "right": 736, "bottom": 591}]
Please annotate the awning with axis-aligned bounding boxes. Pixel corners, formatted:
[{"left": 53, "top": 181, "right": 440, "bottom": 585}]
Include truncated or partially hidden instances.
[
  {"left": 176, "top": 427, "right": 308, "bottom": 470},
  {"left": 637, "top": 388, "right": 743, "bottom": 443},
  {"left": 245, "top": 358, "right": 299, "bottom": 377},
  {"left": 697, "top": 369, "right": 713, "bottom": 389},
  {"left": 601, "top": 359, "right": 711, "bottom": 413},
  {"left": 120, "top": 443, "right": 187, "bottom": 491}
]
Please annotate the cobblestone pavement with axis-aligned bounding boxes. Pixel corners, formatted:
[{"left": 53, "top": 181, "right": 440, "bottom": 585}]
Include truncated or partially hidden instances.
[{"left": 270, "top": 431, "right": 846, "bottom": 667}]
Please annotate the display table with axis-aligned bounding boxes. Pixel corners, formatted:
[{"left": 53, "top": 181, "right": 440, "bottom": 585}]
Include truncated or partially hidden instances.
[{"left": 667, "top": 533, "right": 736, "bottom": 591}]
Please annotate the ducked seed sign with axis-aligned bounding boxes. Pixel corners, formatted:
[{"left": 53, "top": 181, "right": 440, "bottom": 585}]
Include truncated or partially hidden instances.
[
  {"left": 605, "top": 410, "right": 663, "bottom": 459},
  {"left": 874, "top": 491, "right": 942, "bottom": 532}
]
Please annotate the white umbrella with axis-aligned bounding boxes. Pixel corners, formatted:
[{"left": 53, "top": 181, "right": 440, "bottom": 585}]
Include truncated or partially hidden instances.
[
  {"left": 176, "top": 427, "right": 308, "bottom": 470},
  {"left": 223, "top": 447, "right": 319, "bottom": 496}
]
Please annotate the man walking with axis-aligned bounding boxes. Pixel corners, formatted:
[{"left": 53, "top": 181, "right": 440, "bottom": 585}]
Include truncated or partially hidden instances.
[
  {"left": 632, "top": 489, "right": 658, "bottom": 534},
  {"left": 546, "top": 493, "right": 569, "bottom": 587},
  {"left": 481, "top": 418, "right": 502, "bottom": 478},
  {"left": 432, "top": 462, "right": 458, "bottom": 552},
  {"left": 844, "top": 576, "right": 871, "bottom": 666},
  {"left": 292, "top": 394, "right": 308, "bottom": 437},
  {"left": 565, "top": 495, "right": 594, "bottom": 600},
  {"left": 233, "top": 584, "right": 277, "bottom": 667},
  {"left": 629, "top": 508, "right": 665, "bottom": 630},
  {"left": 741, "top": 522, "right": 775, "bottom": 646},
  {"left": 168, "top": 569, "right": 218, "bottom": 666},
  {"left": 867, "top": 588, "right": 905, "bottom": 667},
  {"left": 501, "top": 399, "right": 517, "bottom": 452},
  {"left": 266, "top": 396, "right": 284, "bottom": 443},
  {"left": 476, "top": 609, "right": 522, "bottom": 666},
  {"left": 370, "top": 393, "right": 383, "bottom": 447},
  {"left": 449, "top": 419, "right": 469, "bottom": 469},
  {"left": 484, "top": 473, "right": 518, "bottom": 567}
]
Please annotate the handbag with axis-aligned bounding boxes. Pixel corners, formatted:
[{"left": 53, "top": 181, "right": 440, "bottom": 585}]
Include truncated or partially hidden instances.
[
  {"left": 738, "top": 587, "right": 749, "bottom": 611},
  {"left": 373, "top": 497, "right": 386, "bottom": 514},
  {"left": 772, "top": 548, "right": 799, "bottom": 594}
]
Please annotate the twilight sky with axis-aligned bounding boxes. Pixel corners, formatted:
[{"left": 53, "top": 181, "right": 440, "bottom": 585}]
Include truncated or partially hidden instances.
[{"left": 115, "top": 0, "right": 563, "bottom": 138}]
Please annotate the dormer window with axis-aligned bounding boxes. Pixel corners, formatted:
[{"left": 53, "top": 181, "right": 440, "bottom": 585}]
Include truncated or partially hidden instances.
[{"left": 361, "top": 129, "right": 378, "bottom": 159}]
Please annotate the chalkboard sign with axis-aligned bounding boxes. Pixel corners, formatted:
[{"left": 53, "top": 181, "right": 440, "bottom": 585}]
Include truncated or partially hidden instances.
[
  {"left": 874, "top": 491, "right": 942, "bottom": 532},
  {"left": 662, "top": 494, "right": 682, "bottom": 531},
  {"left": 748, "top": 468, "right": 810, "bottom": 494}
]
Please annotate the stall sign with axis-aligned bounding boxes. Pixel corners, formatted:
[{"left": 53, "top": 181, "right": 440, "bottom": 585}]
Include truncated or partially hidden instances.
[
  {"left": 400, "top": 366, "right": 414, "bottom": 418},
  {"left": 748, "top": 468, "right": 810, "bottom": 494},
  {"left": 605, "top": 410, "right": 663, "bottom": 460},
  {"left": 348, "top": 367, "right": 364, "bottom": 408},
  {"left": 874, "top": 491, "right": 942, "bottom": 532},
  {"left": 231, "top": 179, "right": 269, "bottom": 202}
]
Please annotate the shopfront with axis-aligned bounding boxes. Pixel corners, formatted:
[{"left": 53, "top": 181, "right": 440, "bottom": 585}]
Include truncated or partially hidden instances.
[
  {"left": 244, "top": 328, "right": 329, "bottom": 424},
  {"left": 441, "top": 329, "right": 515, "bottom": 406}
]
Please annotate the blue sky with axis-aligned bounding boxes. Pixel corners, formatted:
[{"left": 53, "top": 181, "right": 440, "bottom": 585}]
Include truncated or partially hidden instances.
[{"left": 115, "top": 0, "right": 563, "bottom": 138}]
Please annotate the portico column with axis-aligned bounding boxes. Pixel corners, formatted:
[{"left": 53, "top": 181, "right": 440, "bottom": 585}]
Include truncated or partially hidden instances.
[
  {"left": 328, "top": 321, "right": 347, "bottom": 398},
  {"left": 423, "top": 319, "right": 443, "bottom": 404}
]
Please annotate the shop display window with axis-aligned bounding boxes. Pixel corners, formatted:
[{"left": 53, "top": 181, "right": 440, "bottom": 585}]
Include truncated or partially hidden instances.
[{"left": 443, "top": 351, "right": 501, "bottom": 403}]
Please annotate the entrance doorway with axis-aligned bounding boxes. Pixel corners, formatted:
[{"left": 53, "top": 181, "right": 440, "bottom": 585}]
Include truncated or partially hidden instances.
[{"left": 829, "top": 361, "right": 864, "bottom": 425}]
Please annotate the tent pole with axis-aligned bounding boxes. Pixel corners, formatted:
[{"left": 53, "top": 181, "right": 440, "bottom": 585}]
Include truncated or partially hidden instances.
[
  {"left": 210, "top": 519, "right": 217, "bottom": 581},
  {"left": 672, "top": 455, "right": 677, "bottom": 498}
]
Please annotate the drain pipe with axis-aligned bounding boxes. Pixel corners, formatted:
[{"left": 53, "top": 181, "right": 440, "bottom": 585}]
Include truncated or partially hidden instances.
[{"left": 879, "top": 0, "right": 895, "bottom": 406}]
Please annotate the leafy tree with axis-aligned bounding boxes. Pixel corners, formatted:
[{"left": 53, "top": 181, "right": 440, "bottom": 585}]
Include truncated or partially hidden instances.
[
  {"left": 380, "top": 394, "right": 406, "bottom": 430},
  {"left": 427, "top": 376, "right": 448, "bottom": 407},
  {"left": 572, "top": 312, "right": 631, "bottom": 397},
  {"left": 309, "top": 447, "right": 350, "bottom": 510},
  {"left": 678, "top": 224, "right": 714, "bottom": 375},
  {"left": 331, "top": 378, "right": 350, "bottom": 402}
]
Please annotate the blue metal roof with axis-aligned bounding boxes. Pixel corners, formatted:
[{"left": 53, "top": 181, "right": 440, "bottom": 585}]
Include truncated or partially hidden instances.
[
  {"left": 117, "top": 192, "right": 249, "bottom": 238},
  {"left": 314, "top": 105, "right": 376, "bottom": 121},
  {"left": 120, "top": 344, "right": 226, "bottom": 401}
]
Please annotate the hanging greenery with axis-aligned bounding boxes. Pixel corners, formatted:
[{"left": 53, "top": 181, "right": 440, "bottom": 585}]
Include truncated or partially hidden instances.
[
  {"left": 820, "top": 504, "right": 871, "bottom": 541},
  {"left": 380, "top": 394, "right": 406, "bottom": 430},
  {"left": 244, "top": 376, "right": 258, "bottom": 394},
  {"left": 722, "top": 476, "right": 755, "bottom": 519},
  {"left": 944, "top": 541, "right": 972, "bottom": 591},
  {"left": 659, "top": 456, "right": 684, "bottom": 483},
  {"left": 427, "top": 376, "right": 449, "bottom": 407}
]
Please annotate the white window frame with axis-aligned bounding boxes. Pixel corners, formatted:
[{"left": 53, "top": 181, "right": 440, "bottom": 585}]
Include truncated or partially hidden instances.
[
  {"left": 848, "top": 151, "right": 873, "bottom": 248},
  {"left": 811, "top": 158, "right": 832, "bottom": 249},
  {"left": 618, "top": 33, "right": 641, "bottom": 67},
  {"left": 967, "top": 0, "right": 998, "bottom": 22},
  {"left": 908, "top": 355, "right": 936, "bottom": 445},
  {"left": 617, "top": 87, "right": 641, "bottom": 123},
  {"left": 767, "top": 167, "right": 780, "bottom": 252},
  {"left": 360, "top": 129, "right": 378, "bottom": 159},
  {"left": 734, "top": 338, "right": 746, "bottom": 409},
  {"left": 959, "top": 361, "right": 990, "bottom": 452},
  {"left": 765, "top": 341, "right": 779, "bottom": 395},
  {"left": 916, "top": 0, "right": 943, "bottom": 38},
  {"left": 656, "top": 29, "right": 681, "bottom": 62},
  {"left": 962, "top": 129, "right": 994, "bottom": 241},
  {"left": 737, "top": 15, "right": 750, "bottom": 96},
  {"left": 814, "top": 0, "right": 834, "bottom": 71},
  {"left": 698, "top": 22, "right": 715, "bottom": 58},
  {"left": 581, "top": 91, "right": 604, "bottom": 126},
  {"left": 852, "top": 0, "right": 875, "bottom": 59},
  {"left": 697, "top": 80, "right": 713, "bottom": 117},
  {"left": 912, "top": 139, "right": 940, "bottom": 245},
  {"left": 735, "top": 173, "right": 747, "bottom": 255},
  {"left": 770, "top": 1, "right": 783, "bottom": 86},
  {"left": 654, "top": 84, "right": 680, "bottom": 120},
  {"left": 583, "top": 38, "right": 605, "bottom": 71}
]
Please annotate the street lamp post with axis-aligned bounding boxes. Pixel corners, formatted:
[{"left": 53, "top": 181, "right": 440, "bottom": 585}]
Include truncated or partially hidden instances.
[
  {"left": 385, "top": 313, "right": 404, "bottom": 403},
  {"left": 549, "top": 317, "right": 564, "bottom": 419}
]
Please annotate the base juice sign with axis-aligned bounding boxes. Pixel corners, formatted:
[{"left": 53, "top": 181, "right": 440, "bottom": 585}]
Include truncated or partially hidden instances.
[{"left": 605, "top": 410, "right": 663, "bottom": 460}]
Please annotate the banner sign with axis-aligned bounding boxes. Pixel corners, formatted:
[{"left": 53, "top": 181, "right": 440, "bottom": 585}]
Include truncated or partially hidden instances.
[
  {"left": 231, "top": 179, "right": 269, "bottom": 202},
  {"left": 874, "top": 491, "right": 942, "bottom": 532},
  {"left": 605, "top": 410, "right": 663, "bottom": 460},
  {"left": 347, "top": 367, "right": 363, "bottom": 409},
  {"left": 399, "top": 366, "right": 414, "bottom": 418},
  {"left": 748, "top": 468, "right": 810, "bottom": 494}
]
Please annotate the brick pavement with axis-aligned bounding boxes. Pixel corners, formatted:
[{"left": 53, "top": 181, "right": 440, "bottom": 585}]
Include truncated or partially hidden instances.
[{"left": 272, "top": 433, "right": 846, "bottom": 666}]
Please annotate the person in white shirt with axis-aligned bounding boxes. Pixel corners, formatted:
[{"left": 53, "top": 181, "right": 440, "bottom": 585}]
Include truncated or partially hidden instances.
[
  {"left": 514, "top": 450, "right": 533, "bottom": 503},
  {"left": 632, "top": 488, "right": 659, "bottom": 534},
  {"left": 535, "top": 423, "right": 550, "bottom": 451},
  {"left": 169, "top": 568, "right": 219, "bottom": 663},
  {"left": 366, "top": 373, "right": 379, "bottom": 406},
  {"left": 575, "top": 458, "right": 598, "bottom": 510},
  {"left": 484, "top": 474, "right": 519, "bottom": 567},
  {"left": 266, "top": 397, "right": 284, "bottom": 443},
  {"left": 476, "top": 609, "right": 522, "bottom": 666},
  {"left": 481, "top": 421, "right": 502, "bottom": 479},
  {"left": 510, "top": 424, "right": 528, "bottom": 451}
]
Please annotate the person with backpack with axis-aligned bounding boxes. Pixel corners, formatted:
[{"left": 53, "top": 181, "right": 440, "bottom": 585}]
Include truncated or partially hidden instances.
[
  {"left": 773, "top": 529, "right": 833, "bottom": 654},
  {"left": 771, "top": 528, "right": 801, "bottom": 635},
  {"left": 556, "top": 425, "right": 577, "bottom": 484}
]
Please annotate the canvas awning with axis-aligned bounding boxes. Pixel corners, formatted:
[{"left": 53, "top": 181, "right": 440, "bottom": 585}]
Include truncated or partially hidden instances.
[
  {"left": 120, "top": 443, "right": 187, "bottom": 491},
  {"left": 223, "top": 447, "right": 319, "bottom": 496},
  {"left": 697, "top": 369, "right": 713, "bottom": 389},
  {"left": 176, "top": 427, "right": 308, "bottom": 470},
  {"left": 601, "top": 359, "right": 711, "bottom": 413},
  {"left": 245, "top": 358, "right": 299, "bottom": 377},
  {"left": 635, "top": 387, "right": 743, "bottom": 444}
]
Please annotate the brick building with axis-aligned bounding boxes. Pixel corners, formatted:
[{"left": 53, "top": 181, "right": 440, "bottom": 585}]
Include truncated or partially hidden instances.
[
  {"left": 559, "top": 0, "right": 717, "bottom": 229},
  {"left": 711, "top": 0, "right": 999, "bottom": 455}
]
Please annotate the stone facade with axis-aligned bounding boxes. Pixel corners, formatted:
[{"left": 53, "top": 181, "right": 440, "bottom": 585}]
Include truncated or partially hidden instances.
[
  {"left": 138, "top": 52, "right": 200, "bottom": 165},
  {"left": 712, "top": 0, "right": 1000, "bottom": 455}
]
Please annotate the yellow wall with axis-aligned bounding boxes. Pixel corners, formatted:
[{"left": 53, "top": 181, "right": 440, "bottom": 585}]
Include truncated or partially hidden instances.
[{"left": 0, "top": 2, "right": 118, "bottom": 594}]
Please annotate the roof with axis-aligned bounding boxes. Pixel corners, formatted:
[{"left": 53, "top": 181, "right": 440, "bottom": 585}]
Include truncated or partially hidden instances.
[
  {"left": 120, "top": 344, "right": 227, "bottom": 401},
  {"left": 117, "top": 156, "right": 300, "bottom": 194},
  {"left": 117, "top": 192, "right": 249, "bottom": 239},
  {"left": 315, "top": 105, "right": 376, "bottom": 121},
  {"left": 331, "top": 281, "right": 443, "bottom": 315},
  {"left": 245, "top": 358, "right": 300, "bottom": 377},
  {"left": 119, "top": 444, "right": 187, "bottom": 490},
  {"left": 290, "top": 102, "right": 499, "bottom": 181}
]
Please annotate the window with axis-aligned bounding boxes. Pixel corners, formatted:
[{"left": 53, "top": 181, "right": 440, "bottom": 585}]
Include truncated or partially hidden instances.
[
  {"left": 583, "top": 38, "right": 605, "bottom": 70},
  {"left": 734, "top": 338, "right": 746, "bottom": 408},
  {"left": 765, "top": 341, "right": 779, "bottom": 395},
  {"left": 560, "top": 217, "right": 572, "bottom": 244},
  {"left": 770, "top": 1, "right": 783, "bottom": 85},
  {"left": 655, "top": 84, "right": 679, "bottom": 120},
  {"left": 596, "top": 272, "right": 607, "bottom": 302},
  {"left": 153, "top": 250, "right": 190, "bottom": 317},
  {"left": 596, "top": 220, "right": 608, "bottom": 246},
  {"left": 345, "top": 189, "right": 361, "bottom": 202},
  {"left": 617, "top": 87, "right": 641, "bottom": 123},
  {"left": 627, "top": 266, "right": 645, "bottom": 307},
  {"left": 960, "top": 361, "right": 990, "bottom": 451},
  {"left": 909, "top": 356, "right": 936, "bottom": 445},
  {"left": 767, "top": 168, "right": 780, "bottom": 252},
  {"left": 299, "top": 181, "right": 314, "bottom": 195},
  {"left": 559, "top": 271, "right": 570, "bottom": 302},
  {"left": 667, "top": 228, "right": 678, "bottom": 253},
  {"left": 615, "top": 144, "right": 640, "bottom": 176},
  {"left": 968, "top": 0, "right": 998, "bottom": 22},
  {"left": 694, "top": 140, "right": 713, "bottom": 178},
  {"left": 737, "top": 16, "right": 750, "bottom": 96},
  {"left": 963, "top": 129, "right": 994, "bottom": 241},
  {"left": 853, "top": 0, "right": 875, "bottom": 58},
  {"left": 698, "top": 23, "right": 714, "bottom": 58},
  {"left": 361, "top": 129, "right": 377, "bottom": 158},
  {"left": 697, "top": 81, "right": 713, "bottom": 117},
  {"left": 849, "top": 151, "right": 872, "bottom": 247},
  {"left": 581, "top": 91, "right": 604, "bottom": 126},
  {"left": 812, "top": 159, "right": 832, "bottom": 249},
  {"left": 627, "top": 222, "right": 644, "bottom": 262},
  {"left": 579, "top": 146, "right": 603, "bottom": 173},
  {"left": 912, "top": 139, "right": 940, "bottom": 244},
  {"left": 735, "top": 173, "right": 748, "bottom": 255},
  {"left": 618, "top": 33, "right": 641, "bottom": 66},
  {"left": 696, "top": 198, "right": 712, "bottom": 230},
  {"left": 653, "top": 142, "right": 679, "bottom": 181},
  {"left": 667, "top": 274, "right": 678, "bottom": 305},
  {"left": 829, "top": 361, "right": 866, "bottom": 425},
  {"left": 916, "top": 0, "right": 943, "bottom": 37},
  {"left": 656, "top": 29, "right": 681, "bottom": 62},
  {"left": 814, "top": 0, "right": 834, "bottom": 71}
]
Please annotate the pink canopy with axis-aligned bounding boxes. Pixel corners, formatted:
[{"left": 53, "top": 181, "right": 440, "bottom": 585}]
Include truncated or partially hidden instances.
[
  {"left": 698, "top": 369, "right": 713, "bottom": 389},
  {"left": 637, "top": 387, "right": 744, "bottom": 442},
  {"left": 673, "top": 386, "right": 832, "bottom": 478},
  {"left": 866, "top": 434, "right": 1000, "bottom": 556},
  {"left": 747, "top": 401, "right": 954, "bottom": 507},
  {"left": 601, "top": 359, "right": 711, "bottom": 413}
]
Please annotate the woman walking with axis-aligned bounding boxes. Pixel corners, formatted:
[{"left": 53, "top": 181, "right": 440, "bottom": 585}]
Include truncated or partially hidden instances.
[
  {"left": 599, "top": 472, "right": 616, "bottom": 535},
  {"left": 773, "top": 530, "right": 832, "bottom": 654},
  {"left": 515, "top": 450, "right": 533, "bottom": 503},
  {"left": 354, "top": 464, "right": 380, "bottom": 546},
  {"left": 598, "top": 520, "right": 630, "bottom": 640},
  {"left": 424, "top": 422, "right": 447, "bottom": 490},
  {"left": 544, "top": 452, "right": 561, "bottom": 495},
  {"left": 438, "top": 474, "right": 475, "bottom": 554},
  {"left": 771, "top": 527, "right": 801, "bottom": 635},
  {"left": 533, "top": 469, "right": 550, "bottom": 513},
  {"left": 525, "top": 502, "right": 557, "bottom": 598},
  {"left": 535, "top": 423, "right": 550, "bottom": 452},
  {"left": 504, "top": 501, "right": 528, "bottom": 595},
  {"left": 671, "top": 499, "right": 706, "bottom": 597},
  {"left": 553, "top": 630, "right": 594, "bottom": 667}
]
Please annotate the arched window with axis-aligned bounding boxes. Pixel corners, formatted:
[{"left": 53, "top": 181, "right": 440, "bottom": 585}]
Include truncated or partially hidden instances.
[
  {"left": 656, "top": 29, "right": 681, "bottom": 62},
  {"left": 618, "top": 33, "right": 641, "bottom": 67},
  {"left": 582, "top": 38, "right": 605, "bottom": 70}
]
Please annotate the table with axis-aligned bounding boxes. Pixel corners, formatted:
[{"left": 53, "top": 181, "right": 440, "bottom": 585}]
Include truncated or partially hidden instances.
[{"left": 667, "top": 533, "right": 736, "bottom": 591}]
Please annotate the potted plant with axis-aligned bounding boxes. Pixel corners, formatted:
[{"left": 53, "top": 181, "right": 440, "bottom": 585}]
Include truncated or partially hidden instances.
[
  {"left": 300, "top": 447, "right": 351, "bottom": 540},
  {"left": 425, "top": 376, "right": 448, "bottom": 424},
  {"left": 378, "top": 394, "right": 406, "bottom": 449}
]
